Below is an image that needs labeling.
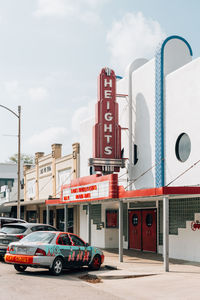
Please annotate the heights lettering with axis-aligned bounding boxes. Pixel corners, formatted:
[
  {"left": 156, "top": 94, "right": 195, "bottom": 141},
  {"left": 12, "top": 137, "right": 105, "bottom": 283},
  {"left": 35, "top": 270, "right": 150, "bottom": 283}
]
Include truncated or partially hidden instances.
[{"left": 93, "top": 68, "right": 121, "bottom": 161}]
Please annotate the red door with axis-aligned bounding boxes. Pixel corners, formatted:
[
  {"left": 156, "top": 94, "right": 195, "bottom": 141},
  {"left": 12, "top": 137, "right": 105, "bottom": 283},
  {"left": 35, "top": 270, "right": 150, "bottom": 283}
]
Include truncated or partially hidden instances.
[
  {"left": 129, "top": 210, "right": 142, "bottom": 250},
  {"left": 129, "top": 209, "right": 157, "bottom": 252},
  {"left": 142, "top": 209, "right": 157, "bottom": 252}
]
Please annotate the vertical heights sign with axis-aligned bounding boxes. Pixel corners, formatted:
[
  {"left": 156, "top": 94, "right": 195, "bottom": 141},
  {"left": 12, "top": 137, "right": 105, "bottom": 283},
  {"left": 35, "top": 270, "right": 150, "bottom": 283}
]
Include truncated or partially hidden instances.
[{"left": 89, "top": 67, "right": 125, "bottom": 174}]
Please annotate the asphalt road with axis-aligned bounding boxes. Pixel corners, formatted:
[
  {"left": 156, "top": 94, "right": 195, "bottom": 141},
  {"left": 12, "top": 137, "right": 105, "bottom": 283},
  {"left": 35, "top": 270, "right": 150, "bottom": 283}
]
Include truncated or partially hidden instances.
[
  {"left": 0, "top": 261, "right": 122, "bottom": 300},
  {"left": 2, "top": 255, "right": 200, "bottom": 300}
]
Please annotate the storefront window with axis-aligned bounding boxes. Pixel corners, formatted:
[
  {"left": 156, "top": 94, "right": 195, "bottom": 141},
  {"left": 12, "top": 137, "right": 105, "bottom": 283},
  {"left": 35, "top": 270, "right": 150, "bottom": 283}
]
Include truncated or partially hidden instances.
[
  {"left": 56, "top": 208, "right": 73, "bottom": 232},
  {"left": 43, "top": 210, "right": 54, "bottom": 226},
  {"left": 106, "top": 210, "right": 118, "bottom": 228},
  {"left": 132, "top": 214, "right": 138, "bottom": 226},
  {"left": 146, "top": 214, "right": 153, "bottom": 227},
  {"left": 26, "top": 210, "right": 37, "bottom": 223}
]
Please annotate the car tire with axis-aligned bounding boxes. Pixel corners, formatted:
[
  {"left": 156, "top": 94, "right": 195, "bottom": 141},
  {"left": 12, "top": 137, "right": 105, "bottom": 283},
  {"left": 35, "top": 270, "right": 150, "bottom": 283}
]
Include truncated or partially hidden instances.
[
  {"left": 89, "top": 255, "right": 101, "bottom": 270},
  {"left": 49, "top": 257, "right": 63, "bottom": 276},
  {"left": 14, "top": 264, "right": 27, "bottom": 272}
]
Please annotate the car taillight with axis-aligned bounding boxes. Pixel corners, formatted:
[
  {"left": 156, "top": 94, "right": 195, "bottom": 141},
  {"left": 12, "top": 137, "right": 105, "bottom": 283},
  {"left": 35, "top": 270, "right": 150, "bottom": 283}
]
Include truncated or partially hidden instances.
[
  {"left": 16, "top": 235, "right": 24, "bottom": 240},
  {"left": 6, "top": 246, "right": 9, "bottom": 252},
  {"left": 101, "top": 254, "right": 104, "bottom": 264},
  {"left": 35, "top": 248, "right": 46, "bottom": 256}
]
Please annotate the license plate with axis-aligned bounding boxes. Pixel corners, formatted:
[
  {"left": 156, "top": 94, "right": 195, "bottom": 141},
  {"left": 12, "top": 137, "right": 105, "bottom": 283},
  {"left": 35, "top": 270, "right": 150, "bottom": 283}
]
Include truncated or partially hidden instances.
[
  {"left": 6, "top": 254, "right": 33, "bottom": 264},
  {"left": 17, "top": 247, "right": 27, "bottom": 254}
]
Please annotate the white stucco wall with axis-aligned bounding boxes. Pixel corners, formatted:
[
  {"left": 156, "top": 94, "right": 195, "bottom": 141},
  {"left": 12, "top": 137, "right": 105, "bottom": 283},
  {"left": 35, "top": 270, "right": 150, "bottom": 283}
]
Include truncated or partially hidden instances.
[
  {"left": 80, "top": 202, "right": 121, "bottom": 248},
  {"left": 80, "top": 117, "right": 94, "bottom": 177},
  {"left": 169, "top": 213, "right": 200, "bottom": 262},
  {"left": 131, "top": 59, "right": 156, "bottom": 189},
  {"left": 165, "top": 58, "right": 200, "bottom": 186},
  {"left": 80, "top": 205, "right": 88, "bottom": 241}
]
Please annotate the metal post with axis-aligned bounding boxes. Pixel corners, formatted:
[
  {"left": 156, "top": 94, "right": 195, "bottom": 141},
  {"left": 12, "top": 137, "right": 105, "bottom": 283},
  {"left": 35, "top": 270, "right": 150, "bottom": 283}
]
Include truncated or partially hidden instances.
[
  {"left": 119, "top": 200, "right": 123, "bottom": 262},
  {"left": 88, "top": 204, "right": 91, "bottom": 245},
  {"left": 163, "top": 196, "right": 169, "bottom": 272},
  {"left": 46, "top": 205, "right": 49, "bottom": 225},
  {"left": 17, "top": 106, "right": 21, "bottom": 219},
  {"left": 64, "top": 204, "right": 68, "bottom": 232}
]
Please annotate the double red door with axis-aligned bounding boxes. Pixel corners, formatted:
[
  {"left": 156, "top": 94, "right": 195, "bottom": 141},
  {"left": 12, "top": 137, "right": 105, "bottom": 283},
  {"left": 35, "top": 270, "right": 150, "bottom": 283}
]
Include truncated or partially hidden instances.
[{"left": 129, "top": 209, "right": 157, "bottom": 252}]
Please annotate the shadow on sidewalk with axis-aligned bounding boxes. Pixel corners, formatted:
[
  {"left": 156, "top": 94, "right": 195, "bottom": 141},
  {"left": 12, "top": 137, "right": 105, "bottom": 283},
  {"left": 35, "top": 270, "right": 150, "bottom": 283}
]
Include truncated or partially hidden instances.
[{"left": 103, "top": 248, "right": 200, "bottom": 267}]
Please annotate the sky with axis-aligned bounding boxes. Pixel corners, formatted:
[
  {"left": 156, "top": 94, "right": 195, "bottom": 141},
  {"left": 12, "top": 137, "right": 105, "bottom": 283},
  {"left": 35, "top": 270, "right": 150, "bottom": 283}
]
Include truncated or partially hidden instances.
[{"left": 0, "top": 0, "right": 200, "bottom": 162}]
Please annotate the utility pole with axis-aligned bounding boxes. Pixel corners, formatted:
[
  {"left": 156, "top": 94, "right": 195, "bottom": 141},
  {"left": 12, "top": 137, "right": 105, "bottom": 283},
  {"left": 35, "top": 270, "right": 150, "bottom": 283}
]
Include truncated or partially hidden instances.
[
  {"left": 0, "top": 104, "right": 21, "bottom": 219},
  {"left": 17, "top": 106, "right": 21, "bottom": 219}
]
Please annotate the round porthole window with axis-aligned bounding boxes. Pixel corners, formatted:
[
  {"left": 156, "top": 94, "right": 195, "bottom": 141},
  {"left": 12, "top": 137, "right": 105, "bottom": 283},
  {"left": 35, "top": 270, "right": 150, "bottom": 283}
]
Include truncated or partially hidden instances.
[
  {"left": 146, "top": 214, "right": 153, "bottom": 227},
  {"left": 175, "top": 133, "right": 191, "bottom": 162},
  {"left": 132, "top": 214, "right": 138, "bottom": 226}
]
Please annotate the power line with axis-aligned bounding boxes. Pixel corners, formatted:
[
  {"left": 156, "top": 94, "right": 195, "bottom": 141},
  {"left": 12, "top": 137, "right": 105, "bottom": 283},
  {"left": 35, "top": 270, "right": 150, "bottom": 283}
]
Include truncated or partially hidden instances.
[
  {"left": 166, "top": 159, "right": 200, "bottom": 187},
  {"left": 124, "top": 158, "right": 164, "bottom": 190}
]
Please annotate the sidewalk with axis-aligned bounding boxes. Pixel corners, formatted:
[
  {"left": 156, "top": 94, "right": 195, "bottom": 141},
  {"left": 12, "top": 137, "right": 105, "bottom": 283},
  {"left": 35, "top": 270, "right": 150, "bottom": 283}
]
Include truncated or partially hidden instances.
[
  {"left": 98, "top": 248, "right": 200, "bottom": 277},
  {"left": 88, "top": 249, "right": 200, "bottom": 299}
]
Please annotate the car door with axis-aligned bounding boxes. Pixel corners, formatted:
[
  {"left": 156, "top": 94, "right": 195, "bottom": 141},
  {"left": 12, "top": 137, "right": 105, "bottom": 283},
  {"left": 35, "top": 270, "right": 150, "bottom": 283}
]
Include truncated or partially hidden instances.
[
  {"left": 56, "top": 233, "right": 73, "bottom": 267},
  {"left": 69, "top": 234, "right": 90, "bottom": 267}
]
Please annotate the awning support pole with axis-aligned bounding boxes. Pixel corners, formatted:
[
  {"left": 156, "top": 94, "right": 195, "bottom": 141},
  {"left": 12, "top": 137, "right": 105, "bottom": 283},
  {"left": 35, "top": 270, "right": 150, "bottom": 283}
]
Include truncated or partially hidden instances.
[
  {"left": 163, "top": 195, "right": 169, "bottom": 272},
  {"left": 64, "top": 204, "right": 68, "bottom": 232},
  {"left": 88, "top": 203, "right": 91, "bottom": 245},
  {"left": 119, "top": 199, "right": 123, "bottom": 262},
  {"left": 46, "top": 205, "right": 49, "bottom": 225}
]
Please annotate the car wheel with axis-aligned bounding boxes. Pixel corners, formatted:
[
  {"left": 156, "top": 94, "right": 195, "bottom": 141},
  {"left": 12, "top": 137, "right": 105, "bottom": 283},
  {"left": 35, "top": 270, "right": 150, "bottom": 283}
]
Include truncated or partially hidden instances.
[
  {"left": 50, "top": 257, "right": 63, "bottom": 276},
  {"left": 14, "top": 264, "right": 27, "bottom": 272},
  {"left": 89, "top": 255, "right": 101, "bottom": 270}
]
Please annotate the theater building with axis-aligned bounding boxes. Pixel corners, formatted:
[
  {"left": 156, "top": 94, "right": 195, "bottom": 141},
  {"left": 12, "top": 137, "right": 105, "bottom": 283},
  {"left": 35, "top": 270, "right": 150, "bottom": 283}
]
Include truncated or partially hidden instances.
[{"left": 56, "top": 35, "right": 200, "bottom": 263}]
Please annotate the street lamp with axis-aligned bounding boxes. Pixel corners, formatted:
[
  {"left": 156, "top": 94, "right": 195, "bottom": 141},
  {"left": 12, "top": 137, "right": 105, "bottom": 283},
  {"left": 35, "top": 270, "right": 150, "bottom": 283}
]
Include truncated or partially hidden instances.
[{"left": 0, "top": 104, "right": 21, "bottom": 219}]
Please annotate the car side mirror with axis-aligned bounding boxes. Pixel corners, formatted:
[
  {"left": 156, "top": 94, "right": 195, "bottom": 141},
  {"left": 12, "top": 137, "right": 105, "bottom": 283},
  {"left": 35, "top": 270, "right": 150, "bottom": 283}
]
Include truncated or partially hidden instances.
[{"left": 85, "top": 243, "right": 89, "bottom": 247}]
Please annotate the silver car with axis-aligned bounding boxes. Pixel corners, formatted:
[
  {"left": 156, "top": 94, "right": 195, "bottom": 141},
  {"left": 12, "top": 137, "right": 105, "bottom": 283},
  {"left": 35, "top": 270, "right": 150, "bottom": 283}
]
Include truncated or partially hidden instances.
[
  {"left": 5, "top": 231, "right": 104, "bottom": 275},
  {"left": 0, "top": 223, "right": 57, "bottom": 258},
  {"left": 0, "top": 217, "right": 26, "bottom": 229}
]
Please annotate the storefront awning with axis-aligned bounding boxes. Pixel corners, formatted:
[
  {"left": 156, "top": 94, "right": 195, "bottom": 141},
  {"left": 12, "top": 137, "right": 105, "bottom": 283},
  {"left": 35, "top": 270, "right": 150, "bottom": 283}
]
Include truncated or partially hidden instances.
[
  {"left": 118, "top": 186, "right": 200, "bottom": 201},
  {"left": 4, "top": 199, "right": 46, "bottom": 207}
]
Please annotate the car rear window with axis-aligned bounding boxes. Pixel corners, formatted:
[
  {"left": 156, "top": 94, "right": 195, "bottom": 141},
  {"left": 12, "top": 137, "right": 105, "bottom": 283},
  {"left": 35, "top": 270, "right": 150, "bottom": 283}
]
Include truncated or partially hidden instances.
[
  {"left": 0, "top": 225, "right": 26, "bottom": 234},
  {"left": 31, "top": 225, "right": 57, "bottom": 232},
  {"left": 21, "top": 232, "right": 56, "bottom": 244},
  {"left": 0, "top": 218, "right": 26, "bottom": 229}
]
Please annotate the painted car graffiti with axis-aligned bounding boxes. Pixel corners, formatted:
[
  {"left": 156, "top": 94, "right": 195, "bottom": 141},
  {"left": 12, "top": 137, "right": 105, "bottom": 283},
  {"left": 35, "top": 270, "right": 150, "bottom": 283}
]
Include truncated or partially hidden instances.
[{"left": 5, "top": 231, "right": 104, "bottom": 275}]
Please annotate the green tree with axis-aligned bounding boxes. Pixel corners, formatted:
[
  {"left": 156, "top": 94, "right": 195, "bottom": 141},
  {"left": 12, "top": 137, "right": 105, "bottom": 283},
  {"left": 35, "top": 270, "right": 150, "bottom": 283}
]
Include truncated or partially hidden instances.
[{"left": 8, "top": 153, "right": 34, "bottom": 164}]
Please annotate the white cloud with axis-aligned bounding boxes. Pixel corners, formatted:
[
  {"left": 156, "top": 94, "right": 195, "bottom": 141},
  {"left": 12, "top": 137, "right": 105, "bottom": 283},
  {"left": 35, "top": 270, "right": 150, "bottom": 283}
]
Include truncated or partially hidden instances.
[
  {"left": 33, "top": 0, "right": 108, "bottom": 24},
  {"left": 0, "top": 80, "right": 26, "bottom": 103},
  {"left": 28, "top": 87, "right": 48, "bottom": 102},
  {"left": 106, "top": 12, "right": 166, "bottom": 73},
  {"left": 33, "top": 0, "right": 76, "bottom": 17},
  {"left": 27, "top": 127, "right": 68, "bottom": 150},
  {"left": 71, "top": 99, "right": 95, "bottom": 133}
]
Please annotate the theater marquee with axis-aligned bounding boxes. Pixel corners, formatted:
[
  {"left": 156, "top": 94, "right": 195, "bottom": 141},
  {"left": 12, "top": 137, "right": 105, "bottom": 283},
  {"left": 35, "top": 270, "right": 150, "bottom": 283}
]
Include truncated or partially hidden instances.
[{"left": 45, "top": 174, "right": 118, "bottom": 205}]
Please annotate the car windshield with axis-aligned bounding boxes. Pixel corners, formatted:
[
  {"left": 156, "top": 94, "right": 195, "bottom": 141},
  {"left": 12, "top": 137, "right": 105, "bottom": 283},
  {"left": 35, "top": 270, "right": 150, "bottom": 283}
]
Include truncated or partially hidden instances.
[
  {"left": 0, "top": 225, "right": 26, "bottom": 234},
  {"left": 21, "top": 232, "right": 56, "bottom": 244}
]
